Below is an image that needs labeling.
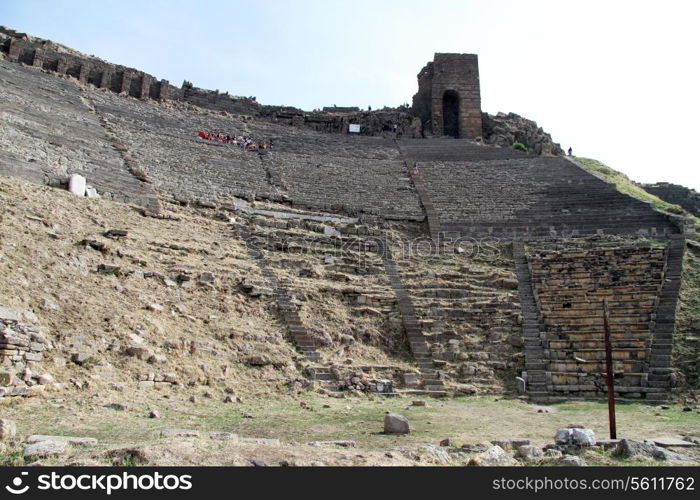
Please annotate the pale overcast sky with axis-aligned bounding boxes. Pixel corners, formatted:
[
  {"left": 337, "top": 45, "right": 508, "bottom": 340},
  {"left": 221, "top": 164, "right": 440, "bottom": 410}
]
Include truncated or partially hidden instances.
[{"left": 2, "top": 0, "right": 698, "bottom": 190}]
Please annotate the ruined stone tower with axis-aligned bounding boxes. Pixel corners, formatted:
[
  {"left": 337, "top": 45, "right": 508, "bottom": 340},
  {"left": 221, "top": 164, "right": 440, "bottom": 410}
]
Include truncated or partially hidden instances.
[{"left": 412, "top": 53, "right": 482, "bottom": 138}]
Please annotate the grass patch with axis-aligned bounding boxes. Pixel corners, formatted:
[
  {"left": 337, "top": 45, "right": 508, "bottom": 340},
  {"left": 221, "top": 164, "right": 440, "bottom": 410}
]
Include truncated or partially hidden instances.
[
  {"left": 574, "top": 157, "right": 699, "bottom": 241},
  {"left": 574, "top": 157, "right": 687, "bottom": 214}
]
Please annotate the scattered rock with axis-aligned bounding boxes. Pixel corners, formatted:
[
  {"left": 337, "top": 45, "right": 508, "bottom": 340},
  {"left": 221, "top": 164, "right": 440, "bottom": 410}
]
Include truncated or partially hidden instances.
[
  {"left": 26, "top": 435, "right": 97, "bottom": 446},
  {"left": 468, "top": 445, "right": 518, "bottom": 466},
  {"left": 0, "top": 419, "right": 17, "bottom": 440},
  {"left": 455, "top": 384, "right": 479, "bottom": 395},
  {"left": 160, "top": 429, "right": 200, "bottom": 438},
  {"left": 652, "top": 437, "right": 698, "bottom": 448},
  {"left": 516, "top": 445, "right": 542, "bottom": 460},
  {"left": 38, "top": 298, "right": 60, "bottom": 311},
  {"left": 0, "top": 371, "right": 14, "bottom": 386},
  {"left": 209, "top": 432, "right": 237, "bottom": 441},
  {"left": 147, "top": 354, "right": 167, "bottom": 364},
  {"left": 104, "top": 403, "right": 128, "bottom": 411},
  {"left": 24, "top": 440, "right": 68, "bottom": 460},
  {"left": 37, "top": 373, "right": 55, "bottom": 385},
  {"left": 610, "top": 439, "right": 688, "bottom": 461},
  {"left": 492, "top": 438, "right": 531, "bottom": 450},
  {"left": 307, "top": 440, "right": 356, "bottom": 448},
  {"left": 70, "top": 353, "right": 92, "bottom": 366},
  {"left": 247, "top": 355, "right": 271, "bottom": 366},
  {"left": 240, "top": 438, "right": 279, "bottom": 445},
  {"left": 411, "top": 400, "right": 426, "bottom": 407},
  {"left": 250, "top": 459, "right": 268, "bottom": 467},
  {"left": 418, "top": 444, "right": 451, "bottom": 464},
  {"left": 555, "top": 427, "right": 596, "bottom": 446},
  {"left": 104, "top": 229, "right": 128, "bottom": 239},
  {"left": 461, "top": 442, "right": 491, "bottom": 453},
  {"left": 148, "top": 410, "right": 160, "bottom": 419},
  {"left": 557, "top": 455, "right": 587, "bottom": 466},
  {"left": 384, "top": 412, "right": 410, "bottom": 434}
]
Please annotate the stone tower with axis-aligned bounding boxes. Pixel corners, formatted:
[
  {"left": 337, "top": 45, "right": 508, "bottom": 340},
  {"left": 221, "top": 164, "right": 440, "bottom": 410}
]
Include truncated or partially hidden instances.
[{"left": 412, "top": 53, "right": 482, "bottom": 138}]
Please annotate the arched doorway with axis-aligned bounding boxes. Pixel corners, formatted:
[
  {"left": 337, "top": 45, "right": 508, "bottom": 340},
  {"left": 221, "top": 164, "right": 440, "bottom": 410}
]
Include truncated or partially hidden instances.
[{"left": 442, "top": 90, "right": 460, "bottom": 137}]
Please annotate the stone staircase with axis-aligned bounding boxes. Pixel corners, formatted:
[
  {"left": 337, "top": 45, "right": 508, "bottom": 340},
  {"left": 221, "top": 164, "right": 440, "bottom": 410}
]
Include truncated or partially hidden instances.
[
  {"left": 647, "top": 234, "right": 686, "bottom": 401},
  {"left": 395, "top": 140, "right": 443, "bottom": 241},
  {"left": 512, "top": 241, "right": 548, "bottom": 401},
  {"left": 380, "top": 241, "right": 444, "bottom": 391},
  {"left": 395, "top": 242, "right": 523, "bottom": 393},
  {"left": 237, "top": 223, "right": 320, "bottom": 362}
]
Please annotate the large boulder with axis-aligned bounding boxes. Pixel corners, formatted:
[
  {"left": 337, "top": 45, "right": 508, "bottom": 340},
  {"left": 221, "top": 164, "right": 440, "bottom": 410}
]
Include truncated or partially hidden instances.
[
  {"left": 555, "top": 427, "right": 596, "bottom": 446},
  {"left": 24, "top": 440, "right": 68, "bottom": 460},
  {"left": 468, "top": 445, "right": 518, "bottom": 466},
  {"left": 612, "top": 439, "right": 691, "bottom": 461},
  {"left": 384, "top": 412, "right": 410, "bottom": 434}
]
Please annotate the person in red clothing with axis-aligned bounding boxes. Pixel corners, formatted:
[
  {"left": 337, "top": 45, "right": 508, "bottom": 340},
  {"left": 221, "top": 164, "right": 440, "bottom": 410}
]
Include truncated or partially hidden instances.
[{"left": 198, "top": 130, "right": 206, "bottom": 139}]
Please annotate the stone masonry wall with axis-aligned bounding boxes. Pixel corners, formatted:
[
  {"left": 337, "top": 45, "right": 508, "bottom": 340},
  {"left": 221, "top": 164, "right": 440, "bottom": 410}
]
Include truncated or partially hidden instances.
[
  {"left": 525, "top": 239, "right": 668, "bottom": 400},
  {"left": 412, "top": 53, "right": 482, "bottom": 138}
]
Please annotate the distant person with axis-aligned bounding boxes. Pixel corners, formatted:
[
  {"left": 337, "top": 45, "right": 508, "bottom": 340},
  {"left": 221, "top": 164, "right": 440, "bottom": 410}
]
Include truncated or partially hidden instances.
[
  {"left": 413, "top": 162, "right": 419, "bottom": 172},
  {"left": 567, "top": 147, "right": 573, "bottom": 156},
  {"left": 198, "top": 130, "right": 206, "bottom": 139}
]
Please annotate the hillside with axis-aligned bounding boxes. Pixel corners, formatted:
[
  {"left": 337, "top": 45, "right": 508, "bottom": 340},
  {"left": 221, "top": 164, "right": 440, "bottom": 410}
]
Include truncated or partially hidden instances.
[
  {"left": 574, "top": 157, "right": 700, "bottom": 239},
  {"left": 0, "top": 28, "right": 698, "bottom": 467}
]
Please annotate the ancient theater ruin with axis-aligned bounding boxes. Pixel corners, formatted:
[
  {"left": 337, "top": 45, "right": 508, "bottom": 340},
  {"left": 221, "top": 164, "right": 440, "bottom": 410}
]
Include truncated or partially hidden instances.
[{"left": 0, "top": 25, "right": 696, "bottom": 407}]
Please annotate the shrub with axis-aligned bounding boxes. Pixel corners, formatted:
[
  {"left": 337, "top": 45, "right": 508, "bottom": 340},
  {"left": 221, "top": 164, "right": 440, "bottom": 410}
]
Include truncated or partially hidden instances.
[{"left": 512, "top": 142, "right": 528, "bottom": 153}]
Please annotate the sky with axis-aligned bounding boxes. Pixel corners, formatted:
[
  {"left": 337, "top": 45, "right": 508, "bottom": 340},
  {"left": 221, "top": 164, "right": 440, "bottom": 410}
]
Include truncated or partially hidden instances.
[{"left": 1, "top": 0, "right": 699, "bottom": 190}]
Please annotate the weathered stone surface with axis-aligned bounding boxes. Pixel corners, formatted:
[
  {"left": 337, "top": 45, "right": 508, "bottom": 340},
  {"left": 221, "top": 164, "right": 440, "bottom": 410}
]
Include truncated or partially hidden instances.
[
  {"left": 516, "top": 445, "right": 542, "bottom": 460},
  {"left": 384, "top": 412, "right": 410, "bottom": 434},
  {"left": 468, "top": 445, "right": 518, "bottom": 466},
  {"left": 556, "top": 455, "right": 587, "bottom": 466},
  {"left": 104, "top": 403, "right": 128, "bottom": 411},
  {"left": 26, "top": 435, "right": 97, "bottom": 446},
  {"left": 209, "top": 432, "right": 238, "bottom": 441},
  {"left": 24, "top": 439, "right": 68, "bottom": 459},
  {"left": 417, "top": 444, "right": 451, "bottom": 464},
  {"left": 240, "top": 437, "right": 280, "bottom": 445},
  {"left": 307, "top": 440, "right": 356, "bottom": 448},
  {"left": 0, "top": 371, "right": 14, "bottom": 386},
  {"left": 68, "top": 173, "right": 87, "bottom": 196},
  {"left": 652, "top": 437, "right": 698, "bottom": 448},
  {"left": 555, "top": 427, "right": 596, "bottom": 446},
  {"left": 160, "top": 429, "right": 200, "bottom": 438},
  {"left": 610, "top": 439, "right": 686, "bottom": 461},
  {"left": 0, "top": 419, "right": 17, "bottom": 440}
]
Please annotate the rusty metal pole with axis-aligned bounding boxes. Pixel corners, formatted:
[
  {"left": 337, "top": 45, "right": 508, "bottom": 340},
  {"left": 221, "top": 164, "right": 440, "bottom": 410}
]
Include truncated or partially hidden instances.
[{"left": 603, "top": 298, "right": 617, "bottom": 439}]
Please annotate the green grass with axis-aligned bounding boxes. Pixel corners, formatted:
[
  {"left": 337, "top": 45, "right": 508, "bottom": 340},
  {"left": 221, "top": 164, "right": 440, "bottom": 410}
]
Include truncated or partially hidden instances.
[
  {"left": 574, "top": 157, "right": 686, "bottom": 214},
  {"left": 574, "top": 157, "right": 700, "bottom": 241}
]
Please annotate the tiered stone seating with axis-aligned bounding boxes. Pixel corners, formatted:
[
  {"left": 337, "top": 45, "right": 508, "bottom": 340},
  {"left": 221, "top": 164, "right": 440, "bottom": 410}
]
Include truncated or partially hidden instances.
[
  {"left": 525, "top": 239, "right": 667, "bottom": 399},
  {"left": 392, "top": 238, "right": 523, "bottom": 392},
  {"left": 400, "top": 142, "right": 679, "bottom": 238},
  {"left": 237, "top": 208, "right": 411, "bottom": 371},
  {"left": 0, "top": 60, "right": 158, "bottom": 208},
  {"left": 89, "top": 90, "right": 274, "bottom": 204},
  {"left": 89, "top": 89, "right": 424, "bottom": 220},
  {"left": 399, "top": 137, "right": 528, "bottom": 161}
]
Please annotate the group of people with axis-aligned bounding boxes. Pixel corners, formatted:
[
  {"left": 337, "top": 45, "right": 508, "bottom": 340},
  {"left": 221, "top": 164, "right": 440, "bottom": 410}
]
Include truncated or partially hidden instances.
[{"left": 196, "top": 130, "right": 269, "bottom": 151}]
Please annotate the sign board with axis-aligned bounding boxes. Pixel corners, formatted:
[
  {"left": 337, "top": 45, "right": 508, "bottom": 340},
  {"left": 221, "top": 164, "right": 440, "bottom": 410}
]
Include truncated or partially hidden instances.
[{"left": 348, "top": 124, "right": 361, "bottom": 133}]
